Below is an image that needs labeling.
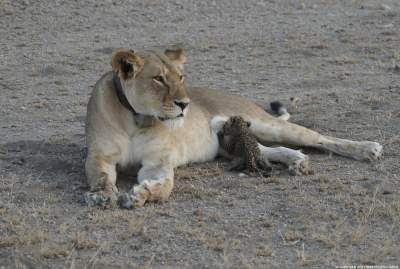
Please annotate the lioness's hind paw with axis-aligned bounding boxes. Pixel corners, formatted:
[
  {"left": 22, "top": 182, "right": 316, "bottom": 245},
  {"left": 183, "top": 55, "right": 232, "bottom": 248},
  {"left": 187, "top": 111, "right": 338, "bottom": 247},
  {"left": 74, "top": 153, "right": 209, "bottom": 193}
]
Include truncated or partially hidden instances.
[
  {"left": 288, "top": 155, "right": 312, "bottom": 176},
  {"left": 363, "top": 142, "right": 383, "bottom": 161}
]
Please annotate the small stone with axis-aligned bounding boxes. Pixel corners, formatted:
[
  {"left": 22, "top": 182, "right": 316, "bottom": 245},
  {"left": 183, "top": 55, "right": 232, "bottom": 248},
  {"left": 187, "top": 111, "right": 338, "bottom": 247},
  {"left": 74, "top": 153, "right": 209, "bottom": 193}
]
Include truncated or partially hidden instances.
[
  {"left": 382, "top": 190, "right": 393, "bottom": 195},
  {"left": 11, "top": 157, "right": 26, "bottom": 165},
  {"left": 83, "top": 192, "right": 115, "bottom": 208},
  {"left": 380, "top": 4, "right": 396, "bottom": 17},
  {"left": 4, "top": 8, "right": 15, "bottom": 16},
  {"left": 54, "top": 80, "right": 64, "bottom": 86},
  {"left": 378, "top": 23, "right": 394, "bottom": 28},
  {"left": 379, "top": 4, "right": 392, "bottom": 12},
  {"left": 83, "top": 192, "right": 99, "bottom": 207}
]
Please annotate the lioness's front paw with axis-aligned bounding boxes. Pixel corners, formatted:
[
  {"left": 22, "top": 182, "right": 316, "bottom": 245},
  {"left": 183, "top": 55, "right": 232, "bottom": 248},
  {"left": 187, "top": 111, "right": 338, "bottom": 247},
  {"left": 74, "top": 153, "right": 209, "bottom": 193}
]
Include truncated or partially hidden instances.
[
  {"left": 118, "top": 193, "right": 134, "bottom": 209},
  {"left": 130, "top": 186, "right": 150, "bottom": 208},
  {"left": 83, "top": 190, "right": 118, "bottom": 209},
  {"left": 288, "top": 155, "right": 312, "bottom": 176},
  {"left": 118, "top": 185, "right": 150, "bottom": 209}
]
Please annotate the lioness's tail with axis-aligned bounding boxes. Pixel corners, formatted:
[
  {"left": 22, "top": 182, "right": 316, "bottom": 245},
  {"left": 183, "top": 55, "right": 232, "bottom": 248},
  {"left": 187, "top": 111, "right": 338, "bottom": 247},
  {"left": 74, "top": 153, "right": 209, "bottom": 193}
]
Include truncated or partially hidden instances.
[{"left": 270, "top": 101, "right": 290, "bottom": 121}]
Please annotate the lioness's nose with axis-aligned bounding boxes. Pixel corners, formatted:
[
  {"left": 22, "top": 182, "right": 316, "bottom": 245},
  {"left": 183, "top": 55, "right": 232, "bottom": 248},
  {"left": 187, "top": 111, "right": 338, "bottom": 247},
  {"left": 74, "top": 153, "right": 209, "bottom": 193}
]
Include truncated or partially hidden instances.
[{"left": 174, "top": 100, "right": 189, "bottom": 111}]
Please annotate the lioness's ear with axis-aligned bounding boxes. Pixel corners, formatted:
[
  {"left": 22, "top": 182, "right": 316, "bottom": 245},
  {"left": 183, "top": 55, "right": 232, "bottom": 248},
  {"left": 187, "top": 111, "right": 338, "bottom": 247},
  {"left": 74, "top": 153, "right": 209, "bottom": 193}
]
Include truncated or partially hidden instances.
[
  {"left": 111, "top": 49, "right": 144, "bottom": 80},
  {"left": 165, "top": 47, "right": 186, "bottom": 71}
]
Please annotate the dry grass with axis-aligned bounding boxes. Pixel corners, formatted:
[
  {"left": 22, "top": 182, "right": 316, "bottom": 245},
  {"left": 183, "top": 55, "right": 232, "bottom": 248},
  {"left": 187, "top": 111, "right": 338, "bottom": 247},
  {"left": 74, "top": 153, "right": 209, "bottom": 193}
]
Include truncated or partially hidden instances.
[
  {"left": 256, "top": 245, "right": 274, "bottom": 257},
  {"left": 174, "top": 184, "right": 220, "bottom": 200},
  {"left": 192, "top": 209, "right": 223, "bottom": 223},
  {"left": 0, "top": 235, "right": 20, "bottom": 248},
  {"left": 221, "top": 253, "right": 253, "bottom": 269},
  {"left": 350, "top": 225, "right": 368, "bottom": 246},
  {"left": 280, "top": 229, "right": 303, "bottom": 245},
  {"left": 175, "top": 163, "right": 224, "bottom": 182},
  {"left": 31, "top": 100, "right": 48, "bottom": 109},
  {"left": 283, "top": 230, "right": 303, "bottom": 242},
  {"left": 71, "top": 233, "right": 99, "bottom": 250},
  {"left": 362, "top": 95, "right": 387, "bottom": 107},
  {"left": 309, "top": 43, "right": 328, "bottom": 50},
  {"left": 393, "top": 51, "right": 400, "bottom": 61},
  {"left": 311, "top": 233, "right": 336, "bottom": 249},
  {"left": 391, "top": 200, "right": 400, "bottom": 228},
  {"left": 360, "top": 238, "right": 399, "bottom": 265},
  {"left": 87, "top": 210, "right": 132, "bottom": 226},
  {"left": 179, "top": 225, "right": 226, "bottom": 252},
  {"left": 40, "top": 244, "right": 70, "bottom": 259},
  {"left": 119, "top": 218, "right": 153, "bottom": 243},
  {"left": 296, "top": 243, "right": 315, "bottom": 267},
  {"left": 197, "top": 232, "right": 226, "bottom": 252},
  {"left": 58, "top": 223, "right": 69, "bottom": 234},
  {"left": 329, "top": 56, "right": 359, "bottom": 65},
  {"left": 356, "top": 188, "right": 379, "bottom": 224},
  {"left": 0, "top": 227, "right": 48, "bottom": 248}
]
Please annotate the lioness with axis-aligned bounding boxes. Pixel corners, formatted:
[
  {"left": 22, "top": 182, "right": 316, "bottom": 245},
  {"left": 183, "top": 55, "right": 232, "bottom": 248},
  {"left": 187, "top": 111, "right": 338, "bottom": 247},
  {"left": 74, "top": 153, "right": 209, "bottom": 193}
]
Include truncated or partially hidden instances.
[{"left": 84, "top": 48, "right": 382, "bottom": 208}]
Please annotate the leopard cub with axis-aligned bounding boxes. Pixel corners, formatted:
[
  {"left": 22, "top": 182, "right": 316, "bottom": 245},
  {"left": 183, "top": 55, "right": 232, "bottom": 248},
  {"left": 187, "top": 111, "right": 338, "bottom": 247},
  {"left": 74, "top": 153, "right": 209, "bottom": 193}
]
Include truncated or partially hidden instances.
[{"left": 218, "top": 116, "right": 271, "bottom": 176}]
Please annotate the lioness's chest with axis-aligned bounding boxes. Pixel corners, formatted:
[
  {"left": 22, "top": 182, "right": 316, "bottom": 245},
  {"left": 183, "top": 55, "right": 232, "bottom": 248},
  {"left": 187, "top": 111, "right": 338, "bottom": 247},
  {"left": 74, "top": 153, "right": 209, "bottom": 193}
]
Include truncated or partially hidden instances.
[{"left": 118, "top": 124, "right": 220, "bottom": 167}]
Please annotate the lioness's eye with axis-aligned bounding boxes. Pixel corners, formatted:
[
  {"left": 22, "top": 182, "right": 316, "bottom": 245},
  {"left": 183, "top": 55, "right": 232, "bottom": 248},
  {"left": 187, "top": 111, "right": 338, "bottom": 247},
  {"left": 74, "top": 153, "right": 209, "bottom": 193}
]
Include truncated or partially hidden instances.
[
  {"left": 179, "top": 75, "right": 184, "bottom": 81},
  {"left": 153, "top": 76, "right": 164, "bottom": 83}
]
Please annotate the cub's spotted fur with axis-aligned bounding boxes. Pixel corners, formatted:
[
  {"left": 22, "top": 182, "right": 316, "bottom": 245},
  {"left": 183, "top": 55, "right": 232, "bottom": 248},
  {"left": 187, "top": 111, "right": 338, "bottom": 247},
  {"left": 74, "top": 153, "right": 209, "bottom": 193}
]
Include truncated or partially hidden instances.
[{"left": 219, "top": 116, "right": 271, "bottom": 176}]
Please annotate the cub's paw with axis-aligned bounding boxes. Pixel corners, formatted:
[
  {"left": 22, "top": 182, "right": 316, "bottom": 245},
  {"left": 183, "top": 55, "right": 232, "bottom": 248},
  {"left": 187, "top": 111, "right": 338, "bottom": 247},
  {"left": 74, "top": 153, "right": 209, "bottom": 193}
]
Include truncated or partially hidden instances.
[
  {"left": 258, "top": 159, "right": 273, "bottom": 176},
  {"left": 83, "top": 190, "right": 118, "bottom": 209}
]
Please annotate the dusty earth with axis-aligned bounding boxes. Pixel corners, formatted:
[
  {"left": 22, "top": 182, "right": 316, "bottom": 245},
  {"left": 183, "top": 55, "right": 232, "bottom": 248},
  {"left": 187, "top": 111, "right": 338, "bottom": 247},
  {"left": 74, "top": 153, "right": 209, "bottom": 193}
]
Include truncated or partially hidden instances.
[{"left": 1, "top": 0, "right": 400, "bottom": 268}]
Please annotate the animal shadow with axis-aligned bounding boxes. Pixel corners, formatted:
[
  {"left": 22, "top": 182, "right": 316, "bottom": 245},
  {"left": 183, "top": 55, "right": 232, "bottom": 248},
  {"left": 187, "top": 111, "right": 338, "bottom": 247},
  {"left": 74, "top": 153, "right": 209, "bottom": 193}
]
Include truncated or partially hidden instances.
[
  {"left": 0, "top": 140, "right": 138, "bottom": 193},
  {"left": 0, "top": 140, "right": 86, "bottom": 184}
]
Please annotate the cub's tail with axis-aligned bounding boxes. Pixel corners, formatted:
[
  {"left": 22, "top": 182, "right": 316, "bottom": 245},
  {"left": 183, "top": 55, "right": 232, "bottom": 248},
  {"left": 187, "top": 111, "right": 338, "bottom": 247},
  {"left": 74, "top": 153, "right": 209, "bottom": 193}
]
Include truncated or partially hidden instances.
[{"left": 270, "top": 101, "right": 290, "bottom": 121}]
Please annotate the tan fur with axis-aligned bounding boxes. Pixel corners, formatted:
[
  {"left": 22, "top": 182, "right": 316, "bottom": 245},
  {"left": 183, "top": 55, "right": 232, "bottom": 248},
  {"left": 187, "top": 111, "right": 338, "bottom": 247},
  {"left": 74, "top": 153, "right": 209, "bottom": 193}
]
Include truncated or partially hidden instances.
[
  {"left": 84, "top": 48, "right": 383, "bottom": 208},
  {"left": 111, "top": 49, "right": 144, "bottom": 79}
]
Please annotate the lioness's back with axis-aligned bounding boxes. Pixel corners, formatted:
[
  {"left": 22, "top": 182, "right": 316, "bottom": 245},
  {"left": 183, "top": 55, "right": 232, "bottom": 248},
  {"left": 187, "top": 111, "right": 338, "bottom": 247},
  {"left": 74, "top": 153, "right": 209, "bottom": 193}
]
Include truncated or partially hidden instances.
[{"left": 188, "top": 87, "right": 269, "bottom": 119}]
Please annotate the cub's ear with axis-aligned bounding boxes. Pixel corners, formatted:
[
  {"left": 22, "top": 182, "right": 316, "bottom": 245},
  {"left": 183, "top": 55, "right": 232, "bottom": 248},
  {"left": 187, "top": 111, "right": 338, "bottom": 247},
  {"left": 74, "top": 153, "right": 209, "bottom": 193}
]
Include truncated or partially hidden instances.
[
  {"left": 164, "top": 47, "right": 186, "bottom": 71},
  {"left": 111, "top": 49, "right": 144, "bottom": 80}
]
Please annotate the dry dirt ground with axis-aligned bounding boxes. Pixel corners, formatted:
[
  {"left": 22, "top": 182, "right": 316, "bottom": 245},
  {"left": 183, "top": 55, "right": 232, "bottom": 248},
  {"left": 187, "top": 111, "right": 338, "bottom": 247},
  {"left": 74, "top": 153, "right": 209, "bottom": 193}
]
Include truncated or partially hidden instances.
[{"left": 1, "top": 0, "right": 400, "bottom": 268}]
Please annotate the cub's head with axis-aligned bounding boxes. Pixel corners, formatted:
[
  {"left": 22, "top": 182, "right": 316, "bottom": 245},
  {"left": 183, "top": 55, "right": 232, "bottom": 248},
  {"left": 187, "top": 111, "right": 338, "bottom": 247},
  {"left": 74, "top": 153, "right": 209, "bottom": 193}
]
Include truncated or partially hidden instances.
[
  {"left": 111, "top": 48, "right": 189, "bottom": 129},
  {"left": 223, "top": 116, "right": 251, "bottom": 136}
]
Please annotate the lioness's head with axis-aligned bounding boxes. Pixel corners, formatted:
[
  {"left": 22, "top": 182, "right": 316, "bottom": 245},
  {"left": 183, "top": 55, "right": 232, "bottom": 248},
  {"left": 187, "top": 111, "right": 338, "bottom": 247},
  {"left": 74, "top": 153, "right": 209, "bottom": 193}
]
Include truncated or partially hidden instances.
[{"left": 111, "top": 48, "right": 189, "bottom": 128}]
